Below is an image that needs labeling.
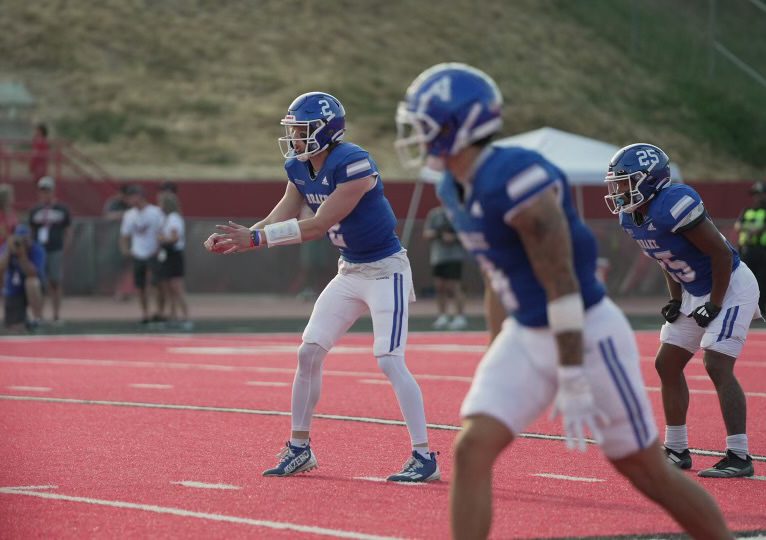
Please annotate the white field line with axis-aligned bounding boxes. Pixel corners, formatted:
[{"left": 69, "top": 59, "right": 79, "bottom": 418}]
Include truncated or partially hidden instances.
[
  {"left": 352, "top": 477, "right": 427, "bottom": 486},
  {"left": 168, "top": 344, "right": 487, "bottom": 355},
  {"left": 3, "top": 394, "right": 764, "bottom": 462},
  {"left": 7, "top": 354, "right": 766, "bottom": 394},
  {"left": 172, "top": 481, "right": 240, "bottom": 490},
  {"left": 6, "top": 386, "right": 51, "bottom": 392},
  {"left": 0, "top": 330, "right": 497, "bottom": 342},
  {"left": 531, "top": 473, "right": 604, "bottom": 483},
  {"left": 0, "top": 486, "right": 399, "bottom": 539},
  {"left": 0, "top": 355, "right": 473, "bottom": 383}
]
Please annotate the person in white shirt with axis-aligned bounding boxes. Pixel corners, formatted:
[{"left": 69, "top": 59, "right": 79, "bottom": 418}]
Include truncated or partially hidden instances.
[
  {"left": 119, "top": 185, "right": 164, "bottom": 324},
  {"left": 157, "top": 191, "right": 190, "bottom": 328}
]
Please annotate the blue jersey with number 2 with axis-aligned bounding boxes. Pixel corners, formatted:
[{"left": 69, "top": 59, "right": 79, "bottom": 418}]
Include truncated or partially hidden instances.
[
  {"left": 438, "top": 141, "right": 605, "bottom": 327},
  {"left": 619, "top": 183, "right": 739, "bottom": 297},
  {"left": 285, "top": 142, "right": 401, "bottom": 263}
]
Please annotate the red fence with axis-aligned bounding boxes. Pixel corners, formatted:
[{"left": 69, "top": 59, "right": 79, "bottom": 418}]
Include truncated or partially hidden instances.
[{"left": 7, "top": 178, "right": 752, "bottom": 221}]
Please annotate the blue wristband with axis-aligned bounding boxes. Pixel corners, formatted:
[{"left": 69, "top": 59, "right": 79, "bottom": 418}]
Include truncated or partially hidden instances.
[{"left": 250, "top": 230, "right": 261, "bottom": 247}]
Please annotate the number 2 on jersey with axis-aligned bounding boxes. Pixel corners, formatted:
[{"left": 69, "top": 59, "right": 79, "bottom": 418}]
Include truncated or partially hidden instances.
[{"left": 328, "top": 223, "right": 347, "bottom": 248}]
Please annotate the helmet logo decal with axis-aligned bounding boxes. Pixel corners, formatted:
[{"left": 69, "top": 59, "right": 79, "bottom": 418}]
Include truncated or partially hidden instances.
[
  {"left": 417, "top": 75, "right": 451, "bottom": 112},
  {"left": 319, "top": 99, "right": 336, "bottom": 121}
]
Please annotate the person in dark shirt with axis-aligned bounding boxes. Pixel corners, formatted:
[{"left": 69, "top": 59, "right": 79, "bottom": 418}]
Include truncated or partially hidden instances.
[{"left": 28, "top": 176, "right": 72, "bottom": 322}]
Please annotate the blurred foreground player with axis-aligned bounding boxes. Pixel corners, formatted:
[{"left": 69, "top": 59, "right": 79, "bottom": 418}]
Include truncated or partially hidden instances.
[{"left": 396, "top": 63, "right": 732, "bottom": 540}]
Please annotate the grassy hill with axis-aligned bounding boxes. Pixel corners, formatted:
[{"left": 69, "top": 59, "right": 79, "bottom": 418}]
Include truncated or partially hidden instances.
[{"left": 2, "top": 0, "right": 765, "bottom": 180}]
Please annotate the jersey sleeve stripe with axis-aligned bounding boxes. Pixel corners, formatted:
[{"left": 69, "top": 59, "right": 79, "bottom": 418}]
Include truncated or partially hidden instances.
[
  {"left": 346, "top": 159, "right": 372, "bottom": 176},
  {"left": 671, "top": 202, "right": 705, "bottom": 232},
  {"left": 505, "top": 164, "right": 551, "bottom": 200},
  {"left": 669, "top": 195, "right": 695, "bottom": 219}
]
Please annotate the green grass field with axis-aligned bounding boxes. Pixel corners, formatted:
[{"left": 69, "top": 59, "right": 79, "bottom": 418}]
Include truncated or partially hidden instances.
[{"left": 2, "top": 0, "right": 764, "bottom": 180}]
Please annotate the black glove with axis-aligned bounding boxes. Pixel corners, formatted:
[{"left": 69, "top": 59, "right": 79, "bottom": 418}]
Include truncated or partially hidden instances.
[
  {"left": 690, "top": 302, "right": 722, "bottom": 328},
  {"left": 661, "top": 299, "right": 682, "bottom": 323}
]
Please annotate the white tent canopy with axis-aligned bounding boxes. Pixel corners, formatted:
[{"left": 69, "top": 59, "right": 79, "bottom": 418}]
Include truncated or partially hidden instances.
[
  {"left": 498, "top": 127, "right": 683, "bottom": 185},
  {"left": 400, "top": 127, "right": 682, "bottom": 246}
]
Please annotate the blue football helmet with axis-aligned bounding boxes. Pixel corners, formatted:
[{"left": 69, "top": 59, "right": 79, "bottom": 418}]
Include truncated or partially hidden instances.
[
  {"left": 395, "top": 63, "right": 503, "bottom": 168},
  {"left": 278, "top": 92, "right": 346, "bottom": 161},
  {"left": 604, "top": 143, "right": 672, "bottom": 214}
]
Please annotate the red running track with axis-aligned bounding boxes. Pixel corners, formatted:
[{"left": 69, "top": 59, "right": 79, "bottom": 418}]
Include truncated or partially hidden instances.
[{"left": 0, "top": 331, "right": 765, "bottom": 539}]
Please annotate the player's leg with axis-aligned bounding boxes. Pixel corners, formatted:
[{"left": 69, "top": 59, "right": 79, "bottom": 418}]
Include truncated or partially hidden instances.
[
  {"left": 657, "top": 314, "right": 700, "bottom": 467},
  {"left": 263, "top": 273, "right": 366, "bottom": 477},
  {"left": 695, "top": 266, "right": 759, "bottom": 477},
  {"left": 453, "top": 320, "right": 556, "bottom": 538},
  {"left": 451, "top": 415, "right": 513, "bottom": 540},
  {"left": 610, "top": 442, "right": 732, "bottom": 540},
  {"left": 365, "top": 268, "right": 437, "bottom": 481},
  {"left": 587, "top": 299, "right": 731, "bottom": 539}
]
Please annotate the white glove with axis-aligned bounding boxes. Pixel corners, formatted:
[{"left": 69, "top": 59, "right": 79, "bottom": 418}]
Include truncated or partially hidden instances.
[{"left": 550, "top": 366, "right": 608, "bottom": 452}]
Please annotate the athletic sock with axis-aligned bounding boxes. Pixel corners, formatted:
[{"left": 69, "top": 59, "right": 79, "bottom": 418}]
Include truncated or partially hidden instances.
[
  {"left": 664, "top": 425, "right": 688, "bottom": 452},
  {"left": 290, "top": 438, "right": 310, "bottom": 448},
  {"left": 726, "top": 434, "right": 749, "bottom": 459}
]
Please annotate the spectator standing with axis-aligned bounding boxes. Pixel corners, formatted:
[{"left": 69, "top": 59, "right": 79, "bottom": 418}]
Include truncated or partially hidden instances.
[
  {"left": 28, "top": 176, "right": 72, "bottom": 322},
  {"left": 103, "top": 184, "right": 134, "bottom": 301},
  {"left": 157, "top": 191, "right": 191, "bottom": 329},
  {"left": 0, "top": 183, "right": 18, "bottom": 248},
  {"left": 119, "top": 185, "right": 164, "bottom": 324},
  {"left": 0, "top": 224, "right": 44, "bottom": 331},
  {"left": 28, "top": 123, "right": 50, "bottom": 182},
  {"left": 423, "top": 205, "right": 467, "bottom": 329},
  {"left": 735, "top": 181, "right": 766, "bottom": 313},
  {"left": 103, "top": 184, "right": 132, "bottom": 221}
]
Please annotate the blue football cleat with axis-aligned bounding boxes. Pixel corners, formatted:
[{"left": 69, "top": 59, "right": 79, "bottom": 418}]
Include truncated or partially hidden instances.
[
  {"left": 262, "top": 442, "right": 318, "bottom": 477},
  {"left": 387, "top": 451, "right": 440, "bottom": 483}
]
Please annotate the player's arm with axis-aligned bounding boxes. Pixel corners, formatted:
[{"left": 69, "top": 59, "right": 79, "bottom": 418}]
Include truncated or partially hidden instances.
[
  {"left": 213, "top": 176, "right": 376, "bottom": 253},
  {"left": 663, "top": 268, "right": 683, "bottom": 300},
  {"left": 509, "top": 187, "right": 582, "bottom": 367},
  {"left": 659, "top": 268, "right": 684, "bottom": 323},
  {"left": 204, "top": 182, "right": 304, "bottom": 254},
  {"left": 482, "top": 271, "right": 505, "bottom": 344},
  {"left": 682, "top": 217, "right": 732, "bottom": 308},
  {"left": 510, "top": 186, "right": 605, "bottom": 450},
  {"left": 252, "top": 182, "right": 304, "bottom": 230},
  {"left": 297, "top": 176, "right": 376, "bottom": 241}
]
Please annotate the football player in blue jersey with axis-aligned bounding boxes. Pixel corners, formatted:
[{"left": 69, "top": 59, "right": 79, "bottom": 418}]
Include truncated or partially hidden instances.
[
  {"left": 204, "top": 92, "right": 439, "bottom": 483},
  {"left": 397, "top": 63, "right": 731, "bottom": 540},
  {"left": 605, "top": 143, "right": 757, "bottom": 478}
]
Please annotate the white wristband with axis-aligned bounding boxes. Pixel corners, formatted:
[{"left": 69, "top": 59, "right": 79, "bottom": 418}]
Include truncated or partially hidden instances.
[
  {"left": 263, "top": 218, "right": 302, "bottom": 247},
  {"left": 547, "top": 293, "right": 584, "bottom": 333}
]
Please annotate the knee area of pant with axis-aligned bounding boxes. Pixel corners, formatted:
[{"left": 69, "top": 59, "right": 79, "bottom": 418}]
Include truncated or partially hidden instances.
[
  {"left": 297, "top": 342, "right": 327, "bottom": 370},
  {"left": 376, "top": 354, "right": 405, "bottom": 377}
]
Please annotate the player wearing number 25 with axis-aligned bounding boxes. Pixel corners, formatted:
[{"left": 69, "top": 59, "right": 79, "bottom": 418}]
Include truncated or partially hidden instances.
[
  {"left": 397, "top": 63, "right": 731, "bottom": 540},
  {"left": 606, "top": 143, "right": 758, "bottom": 478},
  {"left": 204, "top": 92, "right": 439, "bottom": 483}
]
